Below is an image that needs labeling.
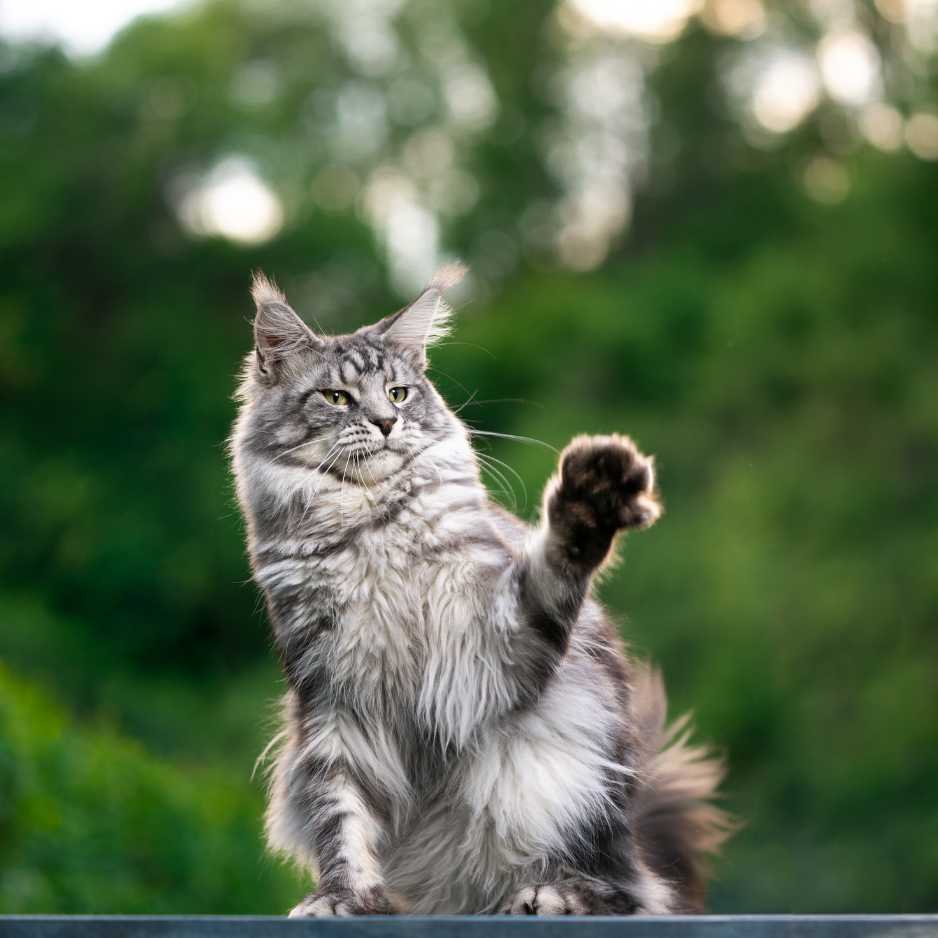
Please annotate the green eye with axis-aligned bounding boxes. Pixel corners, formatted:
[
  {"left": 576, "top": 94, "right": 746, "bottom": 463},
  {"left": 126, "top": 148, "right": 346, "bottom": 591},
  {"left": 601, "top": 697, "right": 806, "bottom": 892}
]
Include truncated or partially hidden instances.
[
  {"left": 321, "top": 389, "right": 351, "bottom": 406},
  {"left": 388, "top": 386, "right": 408, "bottom": 404}
]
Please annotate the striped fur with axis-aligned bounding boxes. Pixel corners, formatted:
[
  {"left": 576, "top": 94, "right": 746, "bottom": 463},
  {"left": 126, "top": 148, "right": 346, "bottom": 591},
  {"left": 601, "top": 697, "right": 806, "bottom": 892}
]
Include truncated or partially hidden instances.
[{"left": 230, "top": 268, "right": 733, "bottom": 916}]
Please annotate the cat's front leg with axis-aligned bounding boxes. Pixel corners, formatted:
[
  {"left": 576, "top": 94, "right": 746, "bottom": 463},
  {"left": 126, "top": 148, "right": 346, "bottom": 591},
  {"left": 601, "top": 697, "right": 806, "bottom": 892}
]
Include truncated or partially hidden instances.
[
  {"left": 519, "top": 434, "right": 660, "bottom": 654},
  {"left": 278, "top": 728, "right": 399, "bottom": 917},
  {"left": 286, "top": 768, "right": 395, "bottom": 917}
]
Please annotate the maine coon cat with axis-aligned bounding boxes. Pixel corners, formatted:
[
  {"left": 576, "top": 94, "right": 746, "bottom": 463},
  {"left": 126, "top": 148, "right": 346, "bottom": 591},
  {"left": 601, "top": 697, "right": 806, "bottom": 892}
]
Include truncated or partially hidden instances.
[{"left": 231, "top": 265, "right": 732, "bottom": 916}]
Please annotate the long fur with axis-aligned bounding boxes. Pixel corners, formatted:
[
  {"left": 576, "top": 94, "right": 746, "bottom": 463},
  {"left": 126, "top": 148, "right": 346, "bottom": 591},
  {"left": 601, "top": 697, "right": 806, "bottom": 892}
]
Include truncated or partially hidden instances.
[
  {"left": 230, "top": 266, "right": 733, "bottom": 917},
  {"left": 629, "top": 664, "right": 736, "bottom": 911}
]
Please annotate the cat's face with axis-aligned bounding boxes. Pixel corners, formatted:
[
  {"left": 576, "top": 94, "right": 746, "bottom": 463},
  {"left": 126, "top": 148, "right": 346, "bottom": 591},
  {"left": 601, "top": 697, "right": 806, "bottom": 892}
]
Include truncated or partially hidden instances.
[{"left": 238, "top": 268, "right": 465, "bottom": 484}]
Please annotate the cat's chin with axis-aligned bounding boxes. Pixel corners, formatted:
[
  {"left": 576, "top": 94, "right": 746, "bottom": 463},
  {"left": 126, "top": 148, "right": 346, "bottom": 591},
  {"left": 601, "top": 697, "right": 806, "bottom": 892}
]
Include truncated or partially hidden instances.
[{"left": 355, "top": 448, "right": 406, "bottom": 484}]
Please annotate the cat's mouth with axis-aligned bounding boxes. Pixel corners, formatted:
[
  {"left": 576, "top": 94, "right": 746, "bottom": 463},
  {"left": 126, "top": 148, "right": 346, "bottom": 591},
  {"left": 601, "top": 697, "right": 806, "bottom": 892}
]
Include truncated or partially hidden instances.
[
  {"left": 337, "top": 442, "right": 409, "bottom": 466},
  {"left": 345, "top": 443, "right": 389, "bottom": 458},
  {"left": 335, "top": 444, "right": 406, "bottom": 484},
  {"left": 357, "top": 441, "right": 409, "bottom": 458}
]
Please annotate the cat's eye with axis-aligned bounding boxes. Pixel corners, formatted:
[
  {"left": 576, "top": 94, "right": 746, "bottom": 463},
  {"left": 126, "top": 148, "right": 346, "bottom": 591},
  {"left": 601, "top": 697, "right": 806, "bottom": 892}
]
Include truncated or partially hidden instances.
[
  {"left": 321, "top": 389, "right": 351, "bottom": 406},
  {"left": 388, "top": 386, "right": 409, "bottom": 404}
]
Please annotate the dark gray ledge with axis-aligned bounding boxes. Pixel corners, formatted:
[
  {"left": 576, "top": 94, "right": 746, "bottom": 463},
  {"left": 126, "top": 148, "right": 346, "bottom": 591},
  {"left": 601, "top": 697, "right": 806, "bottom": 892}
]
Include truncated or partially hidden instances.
[{"left": 2, "top": 917, "right": 937, "bottom": 938}]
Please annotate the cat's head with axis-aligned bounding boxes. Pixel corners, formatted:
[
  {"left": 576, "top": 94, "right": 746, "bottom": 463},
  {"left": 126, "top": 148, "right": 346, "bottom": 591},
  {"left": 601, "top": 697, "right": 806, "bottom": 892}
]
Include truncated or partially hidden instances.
[{"left": 236, "top": 265, "right": 468, "bottom": 484}]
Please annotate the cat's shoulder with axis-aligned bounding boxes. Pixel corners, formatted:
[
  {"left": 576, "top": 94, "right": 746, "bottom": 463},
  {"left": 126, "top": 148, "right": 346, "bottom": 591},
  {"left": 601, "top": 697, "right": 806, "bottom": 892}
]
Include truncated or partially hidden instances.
[{"left": 483, "top": 499, "right": 533, "bottom": 549}]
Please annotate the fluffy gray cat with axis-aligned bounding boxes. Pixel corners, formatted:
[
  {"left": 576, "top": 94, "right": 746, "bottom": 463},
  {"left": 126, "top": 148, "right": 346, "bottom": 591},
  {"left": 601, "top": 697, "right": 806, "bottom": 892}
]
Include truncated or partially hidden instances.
[{"left": 231, "top": 265, "right": 732, "bottom": 917}]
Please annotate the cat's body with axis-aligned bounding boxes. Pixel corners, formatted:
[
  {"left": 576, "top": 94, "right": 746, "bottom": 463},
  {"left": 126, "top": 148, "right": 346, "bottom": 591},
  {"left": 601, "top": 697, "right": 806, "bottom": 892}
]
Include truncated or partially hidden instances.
[{"left": 231, "top": 267, "right": 731, "bottom": 916}]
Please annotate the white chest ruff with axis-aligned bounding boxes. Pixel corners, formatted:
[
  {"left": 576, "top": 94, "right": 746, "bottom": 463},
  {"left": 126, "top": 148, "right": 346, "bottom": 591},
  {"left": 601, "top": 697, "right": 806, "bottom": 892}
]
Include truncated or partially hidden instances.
[
  {"left": 324, "top": 526, "right": 433, "bottom": 700},
  {"left": 314, "top": 496, "right": 507, "bottom": 730}
]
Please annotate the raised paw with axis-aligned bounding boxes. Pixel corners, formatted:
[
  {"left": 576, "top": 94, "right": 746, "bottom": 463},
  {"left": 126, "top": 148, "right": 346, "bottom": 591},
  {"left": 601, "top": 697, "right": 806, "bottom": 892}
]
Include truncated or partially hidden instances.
[
  {"left": 556, "top": 433, "right": 661, "bottom": 533},
  {"left": 542, "top": 434, "right": 660, "bottom": 572},
  {"left": 288, "top": 885, "right": 394, "bottom": 917}
]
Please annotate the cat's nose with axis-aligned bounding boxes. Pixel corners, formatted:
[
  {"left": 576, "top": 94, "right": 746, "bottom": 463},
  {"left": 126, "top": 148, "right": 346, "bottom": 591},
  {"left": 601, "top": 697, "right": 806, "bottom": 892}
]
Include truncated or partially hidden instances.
[{"left": 369, "top": 416, "right": 397, "bottom": 437}]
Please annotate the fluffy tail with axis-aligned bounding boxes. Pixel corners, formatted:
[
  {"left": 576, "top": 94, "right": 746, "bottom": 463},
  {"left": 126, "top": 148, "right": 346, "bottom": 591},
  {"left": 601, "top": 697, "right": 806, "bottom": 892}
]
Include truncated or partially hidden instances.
[{"left": 629, "top": 663, "right": 737, "bottom": 913}]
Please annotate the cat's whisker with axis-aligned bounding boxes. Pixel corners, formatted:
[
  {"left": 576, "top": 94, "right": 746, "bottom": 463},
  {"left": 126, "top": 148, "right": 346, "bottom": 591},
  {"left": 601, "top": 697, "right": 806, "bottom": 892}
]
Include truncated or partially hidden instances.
[
  {"left": 354, "top": 451, "right": 369, "bottom": 490},
  {"left": 307, "top": 444, "right": 342, "bottom": 500},
  {"left": 314, "top": 438, "right": 342, "bottom": 463},
  {"left": 468, "top": 428, "right": 557, "bottom": 453},
  {"left": 474, "top": 451, "right": 518, "bottom": 510},
  {"left": 451, "top": 389, "right": 479, "bottom": 415},
  {"left": 426, "top": 365, "right": 474, "bottom": 399},
  {"left": 339, "top": 450, "right": 354, "bottom": 525},
  {"left": 272, "top": 434, "right": 328, "bottom": 464},
  {"left": 311, "top": 447, "right": 345, "bottom": 500},
  {"left": 430, "top": 339, "right": 497, "bottom": 359},
  {"left": 481, "top": 457, "right": 522, "bottom": 509},
  {"left": 476, "top": 450, "right": 528, "bottom": 507},
  {"left": 460, "top": 398, "right": 543, "bottom": 409},
  {"left": 311, "top": 442, "right": 341, "bottom": 475},
  {"left": 366, "top": 451, "right": 381, "bottom": 487},
  {"left": 479, "top": 469, "right": 515, "bottom": 510}
]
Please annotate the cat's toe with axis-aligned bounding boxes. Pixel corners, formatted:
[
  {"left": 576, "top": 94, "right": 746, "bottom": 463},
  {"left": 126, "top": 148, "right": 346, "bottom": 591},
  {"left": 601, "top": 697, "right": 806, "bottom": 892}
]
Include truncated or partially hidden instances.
[
  {"left": 502, "top": 884, "right": 587, "bottom": 915},
  {"left": 288, "top": 886, "right": 393, "bottom": 917},
  {"left": 558, "top": 433, "right": 661, "bottom": 531},
  {"left": 289, "top": 895, "right": 341, "bottom": 917},
  {"left": 503, "top": 885, "right": 539, "bottom": 914}
]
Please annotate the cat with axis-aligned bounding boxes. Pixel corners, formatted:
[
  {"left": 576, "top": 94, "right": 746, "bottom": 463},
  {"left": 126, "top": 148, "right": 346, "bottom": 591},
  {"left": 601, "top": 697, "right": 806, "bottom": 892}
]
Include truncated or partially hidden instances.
[{"left": 230, "top": 264, "right": 732, "bottom": 916}]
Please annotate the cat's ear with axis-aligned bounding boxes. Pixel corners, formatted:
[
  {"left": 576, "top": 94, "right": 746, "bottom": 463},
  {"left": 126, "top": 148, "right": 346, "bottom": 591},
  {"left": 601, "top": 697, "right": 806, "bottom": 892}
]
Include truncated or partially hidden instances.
[
  {"left": 251, "top": 272, "right": 322, "bottom": 378},
  {"left": 372, "top": 263, "right": 467, "bottom": 366}
]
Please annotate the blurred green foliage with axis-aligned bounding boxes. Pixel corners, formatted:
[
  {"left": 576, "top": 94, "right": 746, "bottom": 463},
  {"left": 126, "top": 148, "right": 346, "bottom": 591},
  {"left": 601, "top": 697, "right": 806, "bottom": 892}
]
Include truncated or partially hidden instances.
[
  {"left": 1, "top": 0, "right": 937, "bottom": 915},
  {"left": 0, "top": 664, "right": 301, "bottom": 911}
]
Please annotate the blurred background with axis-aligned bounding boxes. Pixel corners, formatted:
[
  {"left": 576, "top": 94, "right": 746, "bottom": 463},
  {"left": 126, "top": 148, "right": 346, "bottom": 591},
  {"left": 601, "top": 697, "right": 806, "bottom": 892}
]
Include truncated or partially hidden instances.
[{"left": 1, "top": 0, "right": 937, "bottom": 915}]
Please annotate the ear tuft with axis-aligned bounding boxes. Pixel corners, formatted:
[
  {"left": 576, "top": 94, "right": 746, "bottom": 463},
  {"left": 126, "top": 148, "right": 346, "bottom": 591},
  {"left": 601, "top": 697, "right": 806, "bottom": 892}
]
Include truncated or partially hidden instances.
[
  {"left": 251, "top": 271, "right": 320, "bottom": 372},
  {"left": 251, "top": 270, "right": 288, "bottom": 309},
  {"left": 427, "top": 261, "right": 468, "bottom": 293},
  {"left": 381, "top": 261, "right": 467, "bottom": 354}
]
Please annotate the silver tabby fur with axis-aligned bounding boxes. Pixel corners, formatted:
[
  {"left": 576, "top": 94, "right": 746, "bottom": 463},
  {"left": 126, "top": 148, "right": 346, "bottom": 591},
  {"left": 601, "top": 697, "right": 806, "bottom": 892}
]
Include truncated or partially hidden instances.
[{"left": 230, "top": 266, "right": 733, "bottom": 917}]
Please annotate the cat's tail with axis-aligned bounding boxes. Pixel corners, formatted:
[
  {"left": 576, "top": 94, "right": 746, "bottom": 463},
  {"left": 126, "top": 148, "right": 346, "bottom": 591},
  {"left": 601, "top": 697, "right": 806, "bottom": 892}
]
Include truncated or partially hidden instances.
[{"left": 629, "top": 663, "right": 737, "bottom": 913}]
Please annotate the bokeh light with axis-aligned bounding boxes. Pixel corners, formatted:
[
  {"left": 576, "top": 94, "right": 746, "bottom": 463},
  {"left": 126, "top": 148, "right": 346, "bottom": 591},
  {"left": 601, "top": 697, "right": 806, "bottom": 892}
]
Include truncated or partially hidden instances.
[
  {"left": 751, "top": 51, "right": 821, "bottom": 133},
  {"left": 175, "top": 157, "right": 284, "bottom": 244},
  {"left": 565, "top": 0, "right": 701, "bottom": 42}
]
